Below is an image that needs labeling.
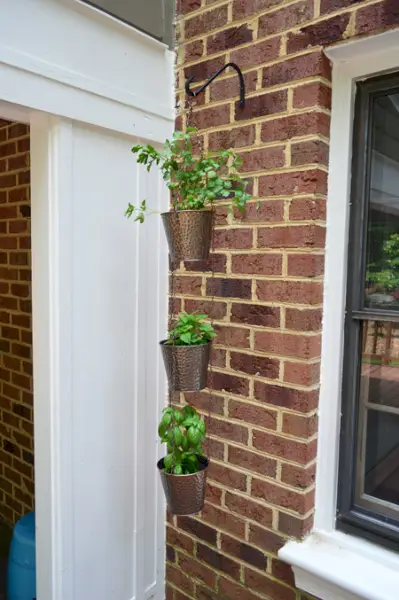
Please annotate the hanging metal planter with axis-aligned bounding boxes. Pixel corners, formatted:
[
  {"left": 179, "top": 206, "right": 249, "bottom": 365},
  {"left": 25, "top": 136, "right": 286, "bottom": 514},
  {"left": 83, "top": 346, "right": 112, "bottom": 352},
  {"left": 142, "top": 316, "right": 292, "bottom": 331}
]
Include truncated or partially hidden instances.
[
  {"left": 161, "top": 209, "right": 213, "bottom": 262},
  {"left": 160, "top": 341, "right": 211, "bottom": 391},
  {"left": 157, "top": 456, "right": 209, "bottom": 515}
]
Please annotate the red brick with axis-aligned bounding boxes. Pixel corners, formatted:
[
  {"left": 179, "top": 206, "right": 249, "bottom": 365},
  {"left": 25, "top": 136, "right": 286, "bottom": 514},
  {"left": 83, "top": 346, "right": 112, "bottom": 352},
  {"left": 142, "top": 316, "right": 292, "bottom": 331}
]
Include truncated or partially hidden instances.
[
  {"left": 207, "top": 278, "right": 252, "bottom": 299},
  {"left": 293, "top": 82, "right": 331, "bottom": 109},
  {"left": 236, "top": 199, "right": 284, "bottom": 223},
  {"left": 284, "top": 360, "right": 320, "bottom": 386},
  {"left": 213, "top": 228, "right": 252, "bottom": 249},
  {"left": 10, "top": 283, "right": 29, "bottom": 298},
  {"left": 210, "top": 71, "right": 258, "bottom": 102},
  {"left": 177, "top": 516, "right": 217, "bottom": 545},
  {"left": 231, "top": 37, "right": 280, "bottom": 68},
  {"left": 248, "top": 524, "right": 287, "bottom": 554},
  {"left": 287, "top": 14, "right": 350, "bottom": 53},
  {"left": 239, "top": 146, "right": 285, "bottom": 172},
  {"left": 286, "top": 308, "right": 322, "bottom": 331},
  {"left": 207, "top": 438, "right": 225, "bottom": 461},
  {"left": 208, "top": 126, "right": 255, "bottom": 151},
  {"left": 262, "top": 113, "right": 330, "bottom": 143},
  {"left": 10, "top": 252, "right": 28, "bottom": 267},
  {"left": 254, "top": 382, "right": 319, "bottom": 412},
  {"left": 229, "top": 353, "right": 280, "bottom": 380},
  {"left": 289, "top": 198, "right": 326, "bottom": 221},
  {"left": 278, "top": 512, "right": 313, "bottom": 537},
  {"left": 208, "top": 416, "right": 249, "bottom": 444},
  {"left": 291, "top": 140, "right": 329, "bottom": 167},
  {"left": 202, "top": 502, "right": 246, "bottom": 536},
  {"left": 233, "top": 0, "right": 280, "bottom": 18},
  {"left": 287, "top": 253, "right": 324, "bottom": 277},
  {"left": 209, "top": 371, "right": 250, "bottom": 396},
  {"left": 259, "top": 169, "right": 328, "bottom": 197},
  {"left": 258, "top": 225, "right": 325, "bottom": 249},
  {"left": 229, "top": 398, "right": 278, "bottom": 428},
  {"left": 17, "top": 139, "right": 29, "bottom": 153},
  {"left": 255, "top": 330, "right": 321, "bottom": 359},
  {"left": 272, "top": 559, "right": 295, "bottom": 587},
  {"left": 214, "top": 324, "right": 250, "bottom": 348},
  {"left": 235, "top": 90, "right": 287, "bottom": 121},
  {"left": 184, "top": 39, "right": 204, "bottom": 62},
  {"left": 252, "top": 430, "right": 317, "bottom": 464},
  {"left": 251, "top": 478, "right": 314, "bottom": 513},
  {"left": 185, "top": 298, "right": 227, "bottom": 320},
  {"left": 320, "top": 0, "right": 361, "bottom": 14},
  {"left": 256, "top": 280, "right": 323, "bottom": 304},
  {"left": 166, "top": 564, "right": 194, "bottom": 596},
  {"left": 228, "top": 445, "right": 277, "bottom": 478},
  {"left": 232, "top": 253, "right": 282, "bottom": 275},
  {"left": 208, "top": 461, "right": 247, "bottom": 491},
  {"left": 185, "top": 56, "right": 225, "bottom": 83},
  {"left": 8, "top": 188, "right": 28, "bottom": 203},
  {"left": 186, "top": 391, "right": 225, "bottom": 416},
  {"left": 356, "top": 0, "right": 399, "bottom": 35},
  {"left": 207, "top": 25, "right": 253, "bottom": 54},
  {"left": 178, "top": 553, "right": 217, "bottom": 588},
  {"left": 231, "top": 303, "right": 280, "bottom": 327},
  {"left": 194, "top": 105, "right": 230, "bottom": 130},
  {"left": 218, "top": 576, "right": 260, "bottom": 600},
  {"left": 221, "top": 533, "right": 267, "bottom": 569},
  {"left": 7, "top": 124, "right": 28, "bottom": 139},
  {"left": 197, "top": 543, "right": 240, "bottom": 579},
  {"left": 173, "top": 275, "right": 202, "bottom": 296},
  {"left": 177, "top": 0, "right": 201, "bottom": 14},
  {"left": 185, "top": 6, "right": 228, "bottom": 38},
  {"left": 184, "top": 253, "right": 227, "bottom": 273},
  {"left": 259, "top": 1, "right": 312, "bottom": 37},
  {"left": 225, "top": 491, "right": 273, "bottom": 526},
  {"left": 281, "top": 461, "right": 316, "bottom": 489},
  {"left": 244, "top": 567, "right": 296, "bottom": 600},
  {"left": 262, "top": 52, "right": 331, "bottom": 87},
  {"left": 0, "top": 143, "right": 16, "bottom": 158}
]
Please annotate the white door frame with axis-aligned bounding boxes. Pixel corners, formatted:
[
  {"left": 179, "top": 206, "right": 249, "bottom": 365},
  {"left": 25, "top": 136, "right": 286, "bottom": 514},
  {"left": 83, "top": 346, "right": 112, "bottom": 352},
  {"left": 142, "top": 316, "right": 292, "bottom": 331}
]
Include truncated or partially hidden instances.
[{"left": 0, "top": 1, "right": 174, "bottom": 598}]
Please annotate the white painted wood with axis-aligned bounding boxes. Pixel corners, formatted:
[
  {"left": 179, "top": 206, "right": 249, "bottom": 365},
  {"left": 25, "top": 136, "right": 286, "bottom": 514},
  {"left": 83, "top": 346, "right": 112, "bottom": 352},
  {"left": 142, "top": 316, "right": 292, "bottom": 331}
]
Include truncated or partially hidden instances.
[
  {"left": 0, "top": 0, "right": 174, "bottom": 142},
  {"left": 280, "top": 27, "right": 399, "bottom": 600},
  {"left": 31, "top": 114, "right": 75, "bottom": 600},
  {"left": 2, "top": 1, "right": 173, "bottom": 598}
]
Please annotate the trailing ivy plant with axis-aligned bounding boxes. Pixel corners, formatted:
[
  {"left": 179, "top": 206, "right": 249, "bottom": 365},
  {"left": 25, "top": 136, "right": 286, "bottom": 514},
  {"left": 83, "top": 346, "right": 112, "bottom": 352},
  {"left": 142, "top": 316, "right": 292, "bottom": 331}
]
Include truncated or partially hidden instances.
[
  {"left": 166, "top": 312, "right": 216, "bottom": 346},
  {"left": 159, "top": 405, "right": 206, "bottom": 475},
  {"left": 125, "top": 128, "right": 251, "bottom": 222}
]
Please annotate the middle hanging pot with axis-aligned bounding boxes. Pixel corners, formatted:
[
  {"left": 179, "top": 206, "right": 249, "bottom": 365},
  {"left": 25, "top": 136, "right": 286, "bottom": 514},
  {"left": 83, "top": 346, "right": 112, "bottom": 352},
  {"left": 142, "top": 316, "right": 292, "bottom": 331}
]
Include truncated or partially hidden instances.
[
  {"left": 161, "top": 209, "right": 213, "bottom": 262},
  {"left": 160, "top": 341, "right": 211, "bottom": 391}
]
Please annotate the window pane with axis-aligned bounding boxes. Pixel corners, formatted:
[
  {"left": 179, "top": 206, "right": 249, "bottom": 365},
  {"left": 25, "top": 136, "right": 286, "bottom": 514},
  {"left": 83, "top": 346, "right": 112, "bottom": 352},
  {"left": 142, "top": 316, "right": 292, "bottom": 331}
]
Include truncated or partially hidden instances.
[
  {"left": 363, "top": 409, "right": 399, "bottom": 507},
  {"left": 358, "top": 321, "right": 399, "bottom": 514},
  {"left": 365, "top": 93, "right": 399, "bottom": 310}
]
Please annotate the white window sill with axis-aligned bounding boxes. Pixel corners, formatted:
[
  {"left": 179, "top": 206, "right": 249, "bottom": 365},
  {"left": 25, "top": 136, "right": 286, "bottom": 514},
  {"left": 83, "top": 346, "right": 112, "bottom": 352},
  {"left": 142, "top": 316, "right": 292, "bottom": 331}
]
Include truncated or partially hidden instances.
[{"left": 279, "top": 530, "right": 399, "bottom": 600}]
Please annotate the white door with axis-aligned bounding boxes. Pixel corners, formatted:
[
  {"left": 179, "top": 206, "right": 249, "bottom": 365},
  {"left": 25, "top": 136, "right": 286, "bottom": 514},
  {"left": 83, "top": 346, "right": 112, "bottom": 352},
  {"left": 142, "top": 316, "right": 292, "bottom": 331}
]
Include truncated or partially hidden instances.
[{"left": 0, "top": 1, "right": 173, "bottom": 598}]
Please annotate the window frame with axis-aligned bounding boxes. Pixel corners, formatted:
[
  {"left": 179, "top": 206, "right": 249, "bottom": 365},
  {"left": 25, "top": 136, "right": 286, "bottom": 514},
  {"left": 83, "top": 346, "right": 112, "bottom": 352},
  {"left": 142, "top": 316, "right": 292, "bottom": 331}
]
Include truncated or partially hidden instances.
[{"left": 337, "top": 72, "right": 399, "bottom": 551}]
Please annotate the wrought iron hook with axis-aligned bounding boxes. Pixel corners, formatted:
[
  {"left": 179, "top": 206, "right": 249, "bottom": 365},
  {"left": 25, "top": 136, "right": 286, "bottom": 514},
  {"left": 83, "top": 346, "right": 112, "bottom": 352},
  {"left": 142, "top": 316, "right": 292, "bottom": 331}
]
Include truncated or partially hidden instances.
[{"left": 185, "top": 62, "right": 246, "bottom": 109}]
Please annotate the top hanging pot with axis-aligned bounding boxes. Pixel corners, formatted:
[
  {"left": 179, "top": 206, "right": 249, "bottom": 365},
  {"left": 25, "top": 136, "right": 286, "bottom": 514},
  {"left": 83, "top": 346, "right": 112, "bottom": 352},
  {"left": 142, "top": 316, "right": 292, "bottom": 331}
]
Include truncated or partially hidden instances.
[{"left": 162, "top": 209, "right": 213, "bottom": 262}]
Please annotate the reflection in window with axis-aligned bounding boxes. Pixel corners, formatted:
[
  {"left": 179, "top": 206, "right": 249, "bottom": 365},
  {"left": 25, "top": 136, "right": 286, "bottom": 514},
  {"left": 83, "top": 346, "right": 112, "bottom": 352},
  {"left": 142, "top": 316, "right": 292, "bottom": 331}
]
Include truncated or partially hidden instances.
[
  {"left": 359, "top": 321, "right": 399, "bottom": 512},
  {"left": 365, "top": 94, "right": 399, "bottom": 309}
]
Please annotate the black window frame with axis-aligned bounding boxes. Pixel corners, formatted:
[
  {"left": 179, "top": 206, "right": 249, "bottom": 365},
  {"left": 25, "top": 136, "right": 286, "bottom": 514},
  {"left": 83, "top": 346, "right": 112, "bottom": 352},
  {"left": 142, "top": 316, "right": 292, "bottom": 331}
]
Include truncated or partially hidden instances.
[{"left": 337, "top": 71, "right": 399, "bottom": 552}]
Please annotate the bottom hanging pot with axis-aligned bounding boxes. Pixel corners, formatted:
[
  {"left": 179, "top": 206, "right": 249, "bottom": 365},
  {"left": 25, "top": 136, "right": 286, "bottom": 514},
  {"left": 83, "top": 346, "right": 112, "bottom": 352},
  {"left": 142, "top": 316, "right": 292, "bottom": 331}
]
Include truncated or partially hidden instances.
[
  {"left": 157, "top": 456, "right": 209, "bottom": 516},
  {"left": 161, "top": 209, "right": 213, "bottom": 261},
  {"left": 160, "top": 341, "right": 211, "bottom": 391}
]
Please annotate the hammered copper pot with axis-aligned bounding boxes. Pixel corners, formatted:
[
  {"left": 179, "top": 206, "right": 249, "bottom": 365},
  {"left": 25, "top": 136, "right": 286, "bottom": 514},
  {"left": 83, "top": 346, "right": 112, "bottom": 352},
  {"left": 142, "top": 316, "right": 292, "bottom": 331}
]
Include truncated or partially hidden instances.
[
  {"left": 157, "top": 456, "right": 209, "bottom": 515},
  {"left": 161, "top": 209, "right": 213, "bottom": 261},
  {"left": 160, "top": 341, "right": 211, "bottom": 391}
]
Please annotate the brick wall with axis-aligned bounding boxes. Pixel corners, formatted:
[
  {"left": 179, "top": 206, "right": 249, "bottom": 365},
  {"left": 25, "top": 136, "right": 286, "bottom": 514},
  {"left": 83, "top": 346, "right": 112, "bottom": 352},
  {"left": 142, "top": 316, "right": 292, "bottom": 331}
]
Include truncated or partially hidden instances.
[
  {"left": 0, "top": 120, "right": 33, "bottom": 526},
  {"left": 168, "top": 1, "right": 399, "bottom": 599}
]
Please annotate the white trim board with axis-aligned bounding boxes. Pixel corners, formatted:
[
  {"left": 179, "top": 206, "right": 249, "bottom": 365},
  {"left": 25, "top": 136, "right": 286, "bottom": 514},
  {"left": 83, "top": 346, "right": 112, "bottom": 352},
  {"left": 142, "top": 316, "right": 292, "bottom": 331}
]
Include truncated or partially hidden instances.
[{"left": 279, "top": 28, "right": 399, "bottom": 600}]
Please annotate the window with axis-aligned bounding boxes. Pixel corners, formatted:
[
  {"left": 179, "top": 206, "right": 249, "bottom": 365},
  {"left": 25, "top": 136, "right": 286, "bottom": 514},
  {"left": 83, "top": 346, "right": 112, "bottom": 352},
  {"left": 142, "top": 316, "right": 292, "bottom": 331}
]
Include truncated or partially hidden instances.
[{"left": 338, "top": 73, "right": 399, "bottom": 550}]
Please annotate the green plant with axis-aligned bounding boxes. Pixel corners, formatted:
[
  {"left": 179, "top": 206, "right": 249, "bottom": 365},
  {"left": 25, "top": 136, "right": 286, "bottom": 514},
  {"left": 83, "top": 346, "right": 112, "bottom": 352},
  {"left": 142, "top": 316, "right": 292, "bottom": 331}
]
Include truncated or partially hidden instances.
[
  {"left": 367, "top": 233, "right": 399, "bottom": 293},
  {"left": 158, "top": 405, "right": 206, "bottom": 474},
  {"left": 125, "top": 128, "right": 251, "bottom": 221},
  {"left": 166, "top": 312, "right": 216, "bottom": 346}
]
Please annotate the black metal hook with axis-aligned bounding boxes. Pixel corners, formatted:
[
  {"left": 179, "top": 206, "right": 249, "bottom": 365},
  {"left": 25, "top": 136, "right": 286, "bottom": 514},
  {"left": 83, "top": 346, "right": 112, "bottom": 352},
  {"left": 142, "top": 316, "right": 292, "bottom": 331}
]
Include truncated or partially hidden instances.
[{"left": 185, "top": 62, "right": 246, "bottom": 109}]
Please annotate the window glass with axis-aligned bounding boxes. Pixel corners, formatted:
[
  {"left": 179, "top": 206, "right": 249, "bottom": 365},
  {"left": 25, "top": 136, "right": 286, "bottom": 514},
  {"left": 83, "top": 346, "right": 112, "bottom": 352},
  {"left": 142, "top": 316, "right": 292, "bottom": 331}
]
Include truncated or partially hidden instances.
[{"left": 365, "top": 94, "right": 399, "bottom": 310}]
